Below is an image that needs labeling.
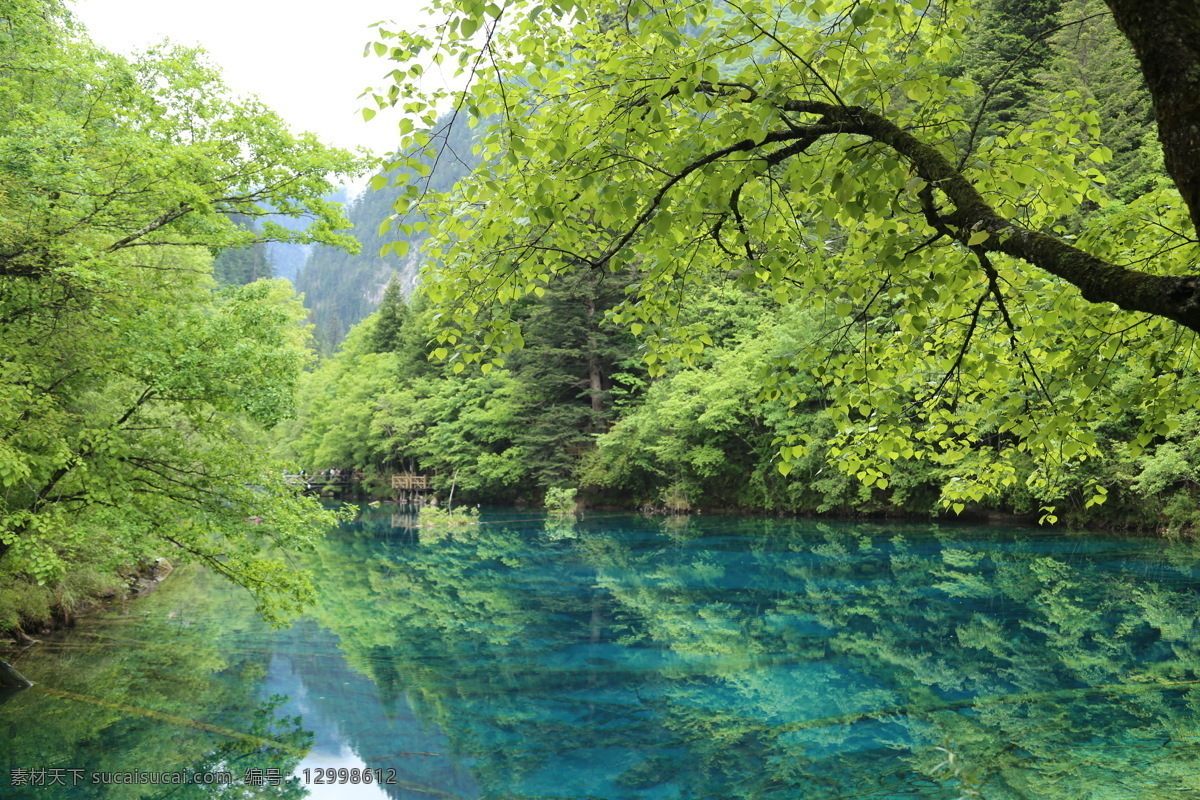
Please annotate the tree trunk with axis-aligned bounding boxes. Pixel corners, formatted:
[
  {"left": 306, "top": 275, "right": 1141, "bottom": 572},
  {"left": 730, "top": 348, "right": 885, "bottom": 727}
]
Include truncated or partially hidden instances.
[
  {"left": 586, "top": 296, "right": 606, "bottom": 418},
  {"left": 588, "top": 353, "right": 605, "bottom": 416}
]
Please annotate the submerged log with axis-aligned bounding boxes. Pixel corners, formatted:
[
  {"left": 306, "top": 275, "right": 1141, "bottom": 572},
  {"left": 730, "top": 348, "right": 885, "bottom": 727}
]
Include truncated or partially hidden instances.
[
  {"left": 0, "top": 658, "right": 33, "bottom": 689},
  {"left": 10, "top": 627, "right": 40, "bottom": 646}
]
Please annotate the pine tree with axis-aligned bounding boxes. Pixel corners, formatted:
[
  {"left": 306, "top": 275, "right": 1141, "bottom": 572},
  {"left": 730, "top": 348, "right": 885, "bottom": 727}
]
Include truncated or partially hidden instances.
[
  {"left": 504, "top": 269, "right": 642, "bottom": 487},
  {"left": 958, "top": 0, "right": 1064, "bottom": 127},
  {"left": 367, "top": 276, "right": 409, "bottom": 353},
  {"left": 1041, "top": 0, "right": 1159, "bottom": 202}
]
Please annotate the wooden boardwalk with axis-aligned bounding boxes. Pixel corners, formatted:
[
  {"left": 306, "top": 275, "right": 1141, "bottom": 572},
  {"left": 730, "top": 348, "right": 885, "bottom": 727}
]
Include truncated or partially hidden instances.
[{"left": 284, "top": 473, "right": 360, "bottom": 495}]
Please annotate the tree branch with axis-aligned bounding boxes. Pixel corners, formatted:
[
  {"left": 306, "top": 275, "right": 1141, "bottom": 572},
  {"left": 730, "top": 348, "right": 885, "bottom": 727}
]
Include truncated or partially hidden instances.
[
  {"left": 777, "top": 100, "right": 1200, "bottom": 333},
  {"left": 105, "top": 203, "right": 193, "bottom": 251}
]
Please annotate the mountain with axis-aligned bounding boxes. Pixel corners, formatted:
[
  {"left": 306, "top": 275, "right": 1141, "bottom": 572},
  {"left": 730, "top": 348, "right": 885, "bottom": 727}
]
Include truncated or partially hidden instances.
[{"left": 295, "top": 115, "right": 479, "bottom": 353}]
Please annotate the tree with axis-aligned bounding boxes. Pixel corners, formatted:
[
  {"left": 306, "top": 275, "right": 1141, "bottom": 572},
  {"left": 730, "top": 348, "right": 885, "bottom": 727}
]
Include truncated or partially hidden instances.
[
  {"left": 369, "top": 0, "right": 1200, "bottom": 513},
  {"left": 0, "top": 3, "right": 364, "bottom": 625},
  {"left": 367, "top": 275, "right": 412, "bottom": 352},
  {"left": 503, "top": 267, "right": 643, "bottom": 487},
  {"left": 956, "top": 0, "right": 1063, "bottom": 127},
  {"left": 1039, "top": 0, "right": 1158, "bottom": 202},
  {"left": 0, "top": 9, "right": 362, "bottom": 279}
]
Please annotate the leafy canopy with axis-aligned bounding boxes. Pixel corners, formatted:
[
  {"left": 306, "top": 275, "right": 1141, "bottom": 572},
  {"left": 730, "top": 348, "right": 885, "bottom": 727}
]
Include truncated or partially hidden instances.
[
  {"left": 0, "top": 2, "right": 364, "bottom": 625},
  {"left": 369, "top": 0, "right": 1199, "bottom": 514}
]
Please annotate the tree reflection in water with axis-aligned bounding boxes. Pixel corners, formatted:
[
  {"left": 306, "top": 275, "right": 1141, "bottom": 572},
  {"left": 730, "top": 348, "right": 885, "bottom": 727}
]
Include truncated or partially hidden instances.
[
  {"left": 308, "top": 510, "right": 1200, "bottom": 799},
  {"left": 0, "top": 566, "right": 312, "bottom": 800},
  {"left": 4, "top": 511, "right": 1200, "bottom": 800}
]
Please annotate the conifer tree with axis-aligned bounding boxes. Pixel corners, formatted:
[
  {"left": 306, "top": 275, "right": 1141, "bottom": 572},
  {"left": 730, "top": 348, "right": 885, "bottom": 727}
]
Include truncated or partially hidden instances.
[
  {"left": 367, "top": 276, "right": 410, "bottom": 353},
  {"left": 957, "top": 0, "right": 1064, "bottom": 127},
  {"left": 1041, "top": 0, "right": 1158, "bottom": 201}
]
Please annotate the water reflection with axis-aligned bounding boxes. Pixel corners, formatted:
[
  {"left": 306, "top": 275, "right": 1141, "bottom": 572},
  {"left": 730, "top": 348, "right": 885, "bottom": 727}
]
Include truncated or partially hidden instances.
[
  {"left": 0, "top": 567, "right": 312, "bottom": 799},
  {"left": 310, "top": 510, "right": 1200, "bottom": 799},
  {"left": 4, "top": 509, "right": 1200, "bottom": 799}
]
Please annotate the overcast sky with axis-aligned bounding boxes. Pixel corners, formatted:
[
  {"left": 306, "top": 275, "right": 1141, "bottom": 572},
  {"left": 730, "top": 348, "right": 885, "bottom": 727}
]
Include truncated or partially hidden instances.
[{"left": 71, "top": 0, "right": 444, "bottom": 157}]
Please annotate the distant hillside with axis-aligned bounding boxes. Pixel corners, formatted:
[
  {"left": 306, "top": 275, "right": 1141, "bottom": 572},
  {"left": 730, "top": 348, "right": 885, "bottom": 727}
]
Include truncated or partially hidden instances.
[
  {"left": 209, "top": 198, "right": 346, "bottom": 285},
  {"left": 267, "top": 197, "right": 344, "bottom": 283},
  {"left": 295, "top": 115, "right": 479, "bottom": 353}
]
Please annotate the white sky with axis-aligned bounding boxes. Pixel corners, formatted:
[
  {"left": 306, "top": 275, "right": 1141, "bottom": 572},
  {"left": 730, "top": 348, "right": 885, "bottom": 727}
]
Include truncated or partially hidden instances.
[{"left": 70, "top": 0, "right": 445, "bottom": 157}]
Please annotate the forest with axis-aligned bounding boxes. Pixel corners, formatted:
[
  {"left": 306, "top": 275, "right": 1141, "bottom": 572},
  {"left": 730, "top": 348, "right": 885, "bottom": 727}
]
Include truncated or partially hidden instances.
[
  {"left": 284, "top": 0, "right": 1200, "bottom": 531},
  {"left": 5, "top": 0, "right": 1200, "bottom": 638}
]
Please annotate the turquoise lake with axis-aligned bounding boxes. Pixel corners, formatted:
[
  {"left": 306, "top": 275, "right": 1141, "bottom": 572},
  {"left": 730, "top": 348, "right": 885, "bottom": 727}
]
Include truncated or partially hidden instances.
[{"left": 3, "top": 508, "right": 1200, "bottom": 798}]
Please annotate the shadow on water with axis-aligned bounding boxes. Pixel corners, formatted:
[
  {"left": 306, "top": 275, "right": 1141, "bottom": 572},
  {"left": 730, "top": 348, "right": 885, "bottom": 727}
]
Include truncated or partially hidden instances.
[{"left": 5, "top": 504, "right": 1200, "bottom": 799}]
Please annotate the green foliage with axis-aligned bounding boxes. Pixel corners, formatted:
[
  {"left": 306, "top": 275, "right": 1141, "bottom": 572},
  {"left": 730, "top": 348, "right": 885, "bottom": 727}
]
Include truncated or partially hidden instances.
[
  {"left": 284, "top": 259, "right": 644, "bottom": 505},
  {"left": 0, "top": 581, "right": 51, "bottom": 634},
  {"left": 582, "top": 298, "right": 947, "bottom": 515},
  {"left": 501, "top": 267, "right": 644, "bottom": 487},
  {"left": 0, "top": 3, "right": 363, "bottom": 627},
  {"left": 363, "top": 0, "right": 1195, "bottom": 521},
  {"left": 367, "top": 275, "right": 410, "bottom": 352},
  {"left": 1, "top": 15, "right": 364, "bottom": 276},
  {"left": 1039, "top": 0, "right": 1159, "bottom": 202},
  {"left": 281, "top": 309, "right": 528, "bottom": 502},
  {"left": 956, "top": 0, "right": 1063, "bottom": 127},
  {"left": 418, "top": 504, "right": 481, "bottom": 532},
  {"left": 276, "top": 0, "right": 1197, "bottom": 530},
  {"left": 543, "top": 486, "right": 577, "bottom": 517}
]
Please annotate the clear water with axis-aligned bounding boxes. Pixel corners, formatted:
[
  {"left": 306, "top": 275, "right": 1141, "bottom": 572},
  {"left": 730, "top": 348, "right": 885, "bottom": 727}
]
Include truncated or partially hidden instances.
[{"left": 4, "top": 509, "right": 1200, "bottom": 799}]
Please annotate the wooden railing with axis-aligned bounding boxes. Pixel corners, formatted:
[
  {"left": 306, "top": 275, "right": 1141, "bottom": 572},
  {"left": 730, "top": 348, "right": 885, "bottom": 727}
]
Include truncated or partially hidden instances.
[{"left": 391, "top": 473, "right": 429, "bottom": 490}]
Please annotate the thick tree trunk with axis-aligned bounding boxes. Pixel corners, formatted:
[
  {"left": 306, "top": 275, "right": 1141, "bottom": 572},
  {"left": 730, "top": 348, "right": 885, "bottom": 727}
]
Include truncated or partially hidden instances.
[{"left": 1105, "top": 0, "right": 1200, "bottom": 233}]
